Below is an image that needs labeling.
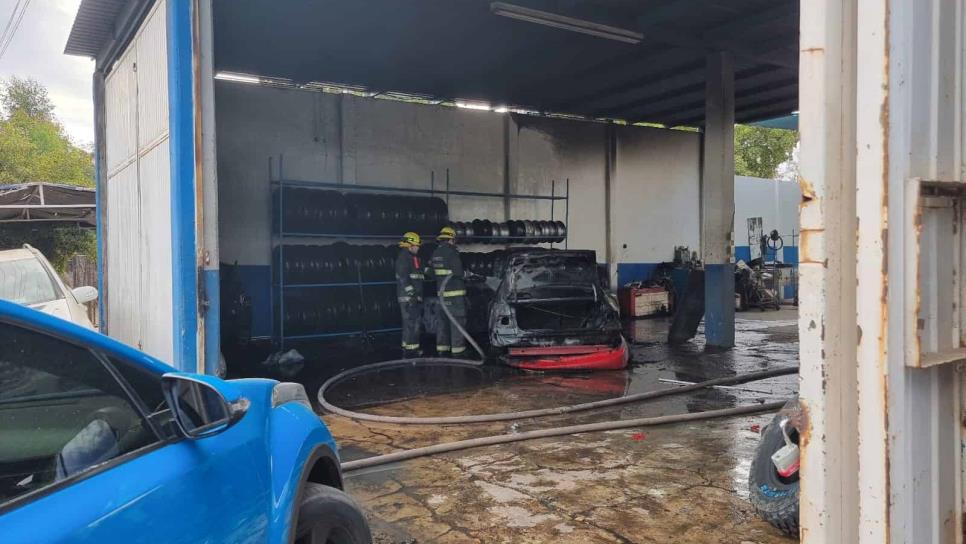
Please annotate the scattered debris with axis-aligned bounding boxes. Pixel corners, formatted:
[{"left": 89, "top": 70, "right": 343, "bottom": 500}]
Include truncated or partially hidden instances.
[{"left": 261, "top": 348, "right": 305, "bottom": 378}]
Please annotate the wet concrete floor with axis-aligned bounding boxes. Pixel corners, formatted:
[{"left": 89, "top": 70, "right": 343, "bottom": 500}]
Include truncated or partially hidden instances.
[{"left": 320, "top": 309, "right": 800, "bottom": 543}]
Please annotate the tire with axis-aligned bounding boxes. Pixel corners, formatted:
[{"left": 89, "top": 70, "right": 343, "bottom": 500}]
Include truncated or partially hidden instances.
[
  {"left": 748, "top": 411, "right": 800, "bottom": 537},
  {"left": 295, "top": 483, "right": 372, "bottom": 544}
]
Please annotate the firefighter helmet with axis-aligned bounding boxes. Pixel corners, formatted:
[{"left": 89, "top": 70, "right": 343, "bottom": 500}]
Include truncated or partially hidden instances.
[{"left": 399, "top": 231, "right": 421, "bottom": 248}]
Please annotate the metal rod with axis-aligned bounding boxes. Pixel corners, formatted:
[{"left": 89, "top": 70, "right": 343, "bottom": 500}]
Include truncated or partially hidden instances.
[
  {"left": 430, "top": 170, "right": 435, "bottom": 195},
  {"left": 278, "top": 161, "right": 285, "bottom": 351},
  {"left": 356, "top": 264, "right": 368, "bottom": 336},
  {"left": 280, "top": 232, "right": 553, "bottom": 241},
  {"left": 283, "top": 281, "right": 396, "bottom": 288},
  {"left": 550, "top": 179, "right": 555, "bottom": 248},
  {"left": 285, "top": 328, "right": 402, "bottom": 340},
  {"left": 270, "top": 178, "right": 567, "bottom": 200},
  {"left": 657, "top": 378, "right": 776, "bottom": 395},
  {"left": 565, "top": 178, "right": 570, "bottom": 249},
  {"left": 445, "top": 168, "right": 451, "bottom": 209}
]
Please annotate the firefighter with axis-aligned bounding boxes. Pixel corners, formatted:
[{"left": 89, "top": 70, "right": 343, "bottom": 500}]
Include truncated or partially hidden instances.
[
  {"left": 431, "top": 226, "right": 469, "bottom": 358},
  {"left": 395, "top": 231, "right": 424, "bottom": 357}
]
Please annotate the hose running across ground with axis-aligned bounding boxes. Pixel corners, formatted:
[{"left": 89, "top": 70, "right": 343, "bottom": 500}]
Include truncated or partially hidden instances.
[{"left": 325, "top": 274, "right": 796, "bottom": 471}]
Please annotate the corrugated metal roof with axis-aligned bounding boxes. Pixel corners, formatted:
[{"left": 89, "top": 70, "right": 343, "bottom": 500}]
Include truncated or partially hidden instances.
[
  {"left": 64, "top": 0, "right": 129, "bottom": 57},
  {"left": 66, "top": 0, "right": 800, "bottom": 126}
]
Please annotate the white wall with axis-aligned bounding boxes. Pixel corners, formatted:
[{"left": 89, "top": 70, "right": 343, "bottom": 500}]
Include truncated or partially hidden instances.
[
  {"left": 215, "top": 82, "right": 701, "bottom": 269},
  {"left": 733, "top": 175, "right": 800, "bottom": 258},
  {"left": 612, "top": 126, "right": 702, "bottom": 265},
  {"left": 103, "top": 0, "right": 173, "bottom": 362}
]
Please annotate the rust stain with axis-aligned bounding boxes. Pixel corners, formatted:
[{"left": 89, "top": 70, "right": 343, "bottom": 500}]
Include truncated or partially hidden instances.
[
  {"left": 879, "top": 4, "right": 891, "bottom": 536},
  {"left": 799, "top": 228, "right": 825, "bottom": 265},
  {"left": 801, "top": 47, "right": 824, "bottom": 54},
  {"left": 799, "top": 176, "right": 817, "bottom": 202},
  {"left": 797, "top": 400, "right": 811, "bottom": 469}
]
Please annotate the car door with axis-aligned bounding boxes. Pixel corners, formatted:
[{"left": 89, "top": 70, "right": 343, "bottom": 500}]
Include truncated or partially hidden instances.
[{"left": 0, "top": 318, "right": 270, "bottom": 544}]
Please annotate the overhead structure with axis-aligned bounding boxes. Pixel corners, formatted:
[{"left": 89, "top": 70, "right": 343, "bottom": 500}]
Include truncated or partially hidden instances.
[
  {"left": 0, "top": 182, "right": 96, "bottom": 226},
  {"left": 66, "top": 0, "right": 799, "bottom": 127}
]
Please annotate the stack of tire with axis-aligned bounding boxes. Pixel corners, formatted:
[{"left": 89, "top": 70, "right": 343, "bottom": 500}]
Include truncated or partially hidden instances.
[
  {"left": 277, "top": 243, "right": 402, "bottom": 336},
  {"left": 277, "top": 187, "right": 448, "bottom": 235},
  {"left": 278, "top": 243, "right": 397, "bottom": 284},
  {"left": 448, "top": 220, "right": 566, "bottom": 244}
]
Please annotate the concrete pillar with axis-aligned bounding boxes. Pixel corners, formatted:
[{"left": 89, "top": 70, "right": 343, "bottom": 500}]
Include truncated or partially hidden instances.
[{"left": 701, "top": 51, "right": 735, "bottom": 348}]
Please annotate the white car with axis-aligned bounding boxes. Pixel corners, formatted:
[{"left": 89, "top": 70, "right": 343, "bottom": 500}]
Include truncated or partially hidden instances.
[{"left": 0, "top": 244, "right": 97, "bottom": 329}]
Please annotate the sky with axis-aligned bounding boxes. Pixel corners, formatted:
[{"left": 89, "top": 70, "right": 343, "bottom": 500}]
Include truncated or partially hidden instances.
[{"left": 0, "top": 0, "right": 94, "bottom": 145}]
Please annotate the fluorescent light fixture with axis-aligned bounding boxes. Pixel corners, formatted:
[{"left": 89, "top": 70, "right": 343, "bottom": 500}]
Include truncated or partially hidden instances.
[
  {"left": 455, "top": 101, "right": 491, "bottom": 111},
  {"left": 493, "top": 106, "right": 509, "bottom": 113},
  {"left": 490, "top": 2, "right": 642, "bottom": 45},
  {"left": 214, "top": 71, "right": 260, "bottom": 84}
]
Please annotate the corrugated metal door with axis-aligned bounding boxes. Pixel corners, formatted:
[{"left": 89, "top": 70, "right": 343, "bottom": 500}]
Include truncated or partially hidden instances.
[{"left": 103, "top": 0, "right": 174, "bottom": 362}]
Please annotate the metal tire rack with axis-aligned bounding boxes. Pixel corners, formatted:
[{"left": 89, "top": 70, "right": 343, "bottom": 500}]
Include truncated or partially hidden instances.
[{"left": 269, "top": 155, "right": 570, "bottom": 349}]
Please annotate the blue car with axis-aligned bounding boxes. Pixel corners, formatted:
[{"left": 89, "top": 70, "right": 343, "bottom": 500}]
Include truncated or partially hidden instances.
[{"left": 0, "top": 300, "right": 371, "bottom": 543}]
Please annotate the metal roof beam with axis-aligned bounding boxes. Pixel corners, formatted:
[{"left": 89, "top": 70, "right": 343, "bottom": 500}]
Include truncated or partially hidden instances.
[
  {"left": 555, "top": 58, "right": 706, "bottom": 111},
  {"left": 637, "top": 0, "right": 709, "bottom": 31},
  {"left": 639, "top": 26, "right": 798, "bottom": 69},
  {"left": 590, "top": 65, "right": 784, "bottom": 117},
  {"left": 551, "top": 5, "right": 797, "bottom": 111},
  {"left": 629, "top": 80, "right": 797, "bottom": 125},
  {"left": 660, "top": 91, "right": 798, "bottom": 127},
  {"left": 701, "top": 4, "right": 798, "bottom": 41},
  {"left": 734, "top": 99, "right": 800, "bottom": 124}
]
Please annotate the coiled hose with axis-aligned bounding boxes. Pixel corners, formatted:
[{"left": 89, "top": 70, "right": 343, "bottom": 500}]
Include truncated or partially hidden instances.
[{"left": 322, "top": 274, "right": 797, "bottom": 472}]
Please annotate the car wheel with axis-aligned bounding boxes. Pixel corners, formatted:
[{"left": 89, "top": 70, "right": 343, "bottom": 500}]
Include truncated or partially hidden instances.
[
  {"left": 295, "top": 483, "right": 372, "bottom": 544},
  {"left": 748, "top": 411, "right": 800, "bottom": 537}
]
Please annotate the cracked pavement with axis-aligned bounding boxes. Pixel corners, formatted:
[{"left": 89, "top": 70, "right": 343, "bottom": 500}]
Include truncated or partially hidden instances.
[{"left": 320, "top": 310, "right": 800, "bottom": 543}]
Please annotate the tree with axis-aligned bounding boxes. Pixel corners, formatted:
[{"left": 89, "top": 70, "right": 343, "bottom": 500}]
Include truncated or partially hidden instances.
[
  {"left": 0, "top": 78, "right": 95, "bottom": 272},
  {"left": 2, "top": 77, "right": 55, "bottom": 120},
  {"left": 0, "top": 78, "right": 93, "bottom": 186},
  {"left": 734, "top": 124, "right": 798, "bottom": 180}
]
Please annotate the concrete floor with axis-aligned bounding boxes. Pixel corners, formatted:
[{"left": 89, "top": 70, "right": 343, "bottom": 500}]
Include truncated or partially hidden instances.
[{"left": 321, "top": 309, "right": 800, "bottom": 543}]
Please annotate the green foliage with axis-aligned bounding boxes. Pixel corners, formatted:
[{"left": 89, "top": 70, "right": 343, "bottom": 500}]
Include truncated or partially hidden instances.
[
  {"left": 0, "top": 225, "right": 96, "bottom": 273},
  {"left": 2, "top": 77, "right": 55, "bottom": 120},
  {"left": 0, "top": 78, "right": 96, "bottom": 271},
  {"left": 734, "top": 124, "right": 798, "bottom": 179},
  {"left": 0, "top": 77, "right": 93, "bottom": 187}
]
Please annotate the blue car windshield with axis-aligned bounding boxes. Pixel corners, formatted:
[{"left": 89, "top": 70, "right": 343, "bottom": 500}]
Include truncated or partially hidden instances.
[{"left": 0, "top": 258, "right": 60, "bottom": 306}]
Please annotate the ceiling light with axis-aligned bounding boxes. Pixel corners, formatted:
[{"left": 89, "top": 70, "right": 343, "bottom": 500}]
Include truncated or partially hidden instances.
[
  {"left": 490, "top": 2, "right": 642, "bottom": 45},
  {"left": 456, "top": 101, "right": 491, "bottom": 111},
  {"left": 214, "top": 72, "right": 260, "bottom": 84}
]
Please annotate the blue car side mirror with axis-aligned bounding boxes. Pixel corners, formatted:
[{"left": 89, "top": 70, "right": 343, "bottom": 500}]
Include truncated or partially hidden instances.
[{"left": 161, "top": 374, "right": 250, "bottom": 439}]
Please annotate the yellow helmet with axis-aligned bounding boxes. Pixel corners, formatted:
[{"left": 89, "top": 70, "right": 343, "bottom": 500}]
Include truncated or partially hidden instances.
[
  {"left": 437, "top": 226, "right": 456, "bottom": 241},
  {"left": 399, "top": 231, "right": 421, "bottom": 248}
]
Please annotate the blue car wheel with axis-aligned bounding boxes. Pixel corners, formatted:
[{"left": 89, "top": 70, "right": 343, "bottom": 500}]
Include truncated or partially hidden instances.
[{"left": 295, "top": 483, "right": 371, "bottom": 544}]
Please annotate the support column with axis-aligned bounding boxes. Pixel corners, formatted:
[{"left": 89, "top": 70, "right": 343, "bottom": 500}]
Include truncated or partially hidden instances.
[{"left": 701, "top": 51, "right": 735, "bottom": 348}]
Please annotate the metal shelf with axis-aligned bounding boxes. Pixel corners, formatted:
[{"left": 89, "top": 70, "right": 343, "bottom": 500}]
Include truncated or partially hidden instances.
[
  {"left": 277, "top": 232, "right": 564, "bottom": 242},
  {"left": 270, "top": 153, "right": 570, "bottom": 349},
  {"left": 285, "top": 328, "right": 402, "bottom": 340},
  {"left": 283, "top": 281, "right": 395, "bottom": 288},
  {"left": 278, "top": 232, "right": 435, "bottom": 240},
  {"left": 272, "top": 178, "right": 567, "bottom": 201}
]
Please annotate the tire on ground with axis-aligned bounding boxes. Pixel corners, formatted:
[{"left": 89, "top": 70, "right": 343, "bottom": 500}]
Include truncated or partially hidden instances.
[
  {"left": 748, "top": 411, "right": 800, "bottom": 537},
  {"left": 295, "top": 483, "right": 372, "bottom": 544}
]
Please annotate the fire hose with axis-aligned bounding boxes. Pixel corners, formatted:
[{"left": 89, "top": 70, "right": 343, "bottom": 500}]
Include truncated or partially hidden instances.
[{"left": 320, "top": 274, "right": 798, "bottom": 472}]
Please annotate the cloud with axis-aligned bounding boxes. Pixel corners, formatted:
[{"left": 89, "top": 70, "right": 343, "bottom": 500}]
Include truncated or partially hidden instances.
[{"left": 0, "top": 0, "right": 94, "bottom": 144}]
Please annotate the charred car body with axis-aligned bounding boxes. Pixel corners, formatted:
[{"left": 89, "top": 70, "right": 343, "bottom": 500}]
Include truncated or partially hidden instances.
[{"left": 488, "top": 249, "right": 622, "bottom": 350}]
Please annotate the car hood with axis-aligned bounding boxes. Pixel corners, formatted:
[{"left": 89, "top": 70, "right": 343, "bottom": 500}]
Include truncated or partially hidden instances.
[{"left": 28, "top": 298, "right": 73, "bottom": 323}]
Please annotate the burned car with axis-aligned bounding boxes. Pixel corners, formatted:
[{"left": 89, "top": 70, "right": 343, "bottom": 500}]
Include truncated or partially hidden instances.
[{"left": 488, "top": 249, "right": 628, "bottom": 370}]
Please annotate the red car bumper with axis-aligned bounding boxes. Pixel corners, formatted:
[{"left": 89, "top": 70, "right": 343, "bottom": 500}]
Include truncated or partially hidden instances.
[{"left": 506, "top": 338, "right": 629, "bottom": 371}]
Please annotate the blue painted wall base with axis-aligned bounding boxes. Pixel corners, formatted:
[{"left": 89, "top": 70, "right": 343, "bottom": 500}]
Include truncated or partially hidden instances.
[{"left": 704, "top": 263, "right": 735, "bottom": 347}]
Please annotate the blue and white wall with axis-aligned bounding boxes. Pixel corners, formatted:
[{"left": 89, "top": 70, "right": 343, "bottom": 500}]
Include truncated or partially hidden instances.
[
  {"left": 214, "top": 82, "right": 704, "bottom": 337},
  {"left": 733, "top": 175, "right": 800, "bottom": 265}
]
